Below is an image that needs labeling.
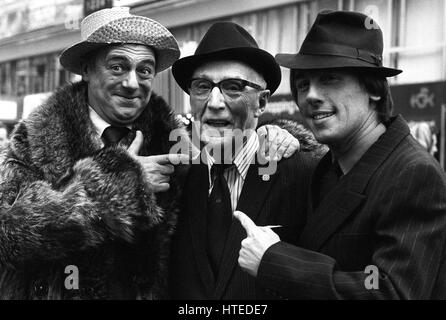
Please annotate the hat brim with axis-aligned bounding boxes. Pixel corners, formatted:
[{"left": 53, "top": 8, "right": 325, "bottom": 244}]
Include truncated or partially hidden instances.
[
  {"left": 60, "top": 40, "right": 180, "bottom": 75},
  {"left": 275, "top": 53, "right": 402, "bottom": 77},
  {"left": 172, "top": 47, "right": 281, "bottom": 94}
]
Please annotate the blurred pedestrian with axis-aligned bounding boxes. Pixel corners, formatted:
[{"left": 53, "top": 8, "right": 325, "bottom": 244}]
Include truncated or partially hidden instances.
[
  {"left": 409, "top": 121, "right": 438, "bottom": 156},
  {"left": 0, "top": 121, "right": 9, "bottom": 155}
]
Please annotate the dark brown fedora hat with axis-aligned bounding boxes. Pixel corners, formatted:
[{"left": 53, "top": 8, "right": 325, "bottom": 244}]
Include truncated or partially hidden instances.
[
  {"left": 275, "top": 10, "right": 402, "bottom": 77},
  {"left": 172, "top": 21, "right": 281, "bottom": 94}
]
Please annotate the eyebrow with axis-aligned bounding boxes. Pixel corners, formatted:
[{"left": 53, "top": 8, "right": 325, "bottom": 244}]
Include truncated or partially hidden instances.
[
  {"left": 191, "top": 74, "right": 249, "bottom": 81},
  {"left": 293, "top": 73, "right": 306, "bottom": 80},
  {"left": 106, "top": 55, "right": 155, "bottom": 66}
]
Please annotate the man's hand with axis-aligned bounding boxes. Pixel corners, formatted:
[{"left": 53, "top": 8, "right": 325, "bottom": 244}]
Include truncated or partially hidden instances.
[
  {"left": 257, "top": 125, "right": 300, "bottom": 161},
  {"left": 128, "top": 131, "right": 190, "bottom": 193},
  {"left": 234, "top": 210, "right": 280, "bottom": 277}
]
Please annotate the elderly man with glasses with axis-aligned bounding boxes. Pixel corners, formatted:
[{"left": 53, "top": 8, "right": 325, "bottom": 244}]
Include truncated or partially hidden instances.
[{"left": 169, "top": 22, "right": 322, "bottom": 300}]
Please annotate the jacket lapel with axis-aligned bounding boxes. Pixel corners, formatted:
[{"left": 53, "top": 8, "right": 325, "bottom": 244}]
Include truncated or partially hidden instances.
[
  {"left": 213, "top": 161, "right": 279, "bottom": 299},
  {"left": 186, "top": 163, "right": 216, "bottom": 296},
  {"left": 299, "top": 170, "right": 366, "bottom": 250},
  {"left": 300, "top": 115, "right": 410, "bottom": 251}
]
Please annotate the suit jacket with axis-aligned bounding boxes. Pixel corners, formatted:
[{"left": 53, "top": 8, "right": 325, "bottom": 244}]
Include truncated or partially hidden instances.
[
  {"left": 257, "top": 115, "right": 446, "bottom": 299},
  {"left": 169, "top": 151, "right": 316, "bottom": 299}
]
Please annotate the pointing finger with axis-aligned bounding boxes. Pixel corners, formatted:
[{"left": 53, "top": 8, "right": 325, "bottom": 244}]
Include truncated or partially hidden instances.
[
  {"left": 127, "top": 130, "right": 143, "bottom": 155},
  {"left": 149, "top": 153, "right": 191, "bottom": 165},
  {"left": 168, "top": 153, "right": 191, "bottom": 165},
  {"left": 234, "top": 210, "right": 258, "bottom": 237}
]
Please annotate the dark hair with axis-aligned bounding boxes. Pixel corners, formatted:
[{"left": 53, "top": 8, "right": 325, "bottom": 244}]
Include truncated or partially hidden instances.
[
  {"left": 290, "top": 68, "right": 394, "bottom": 123},
  {"left": 81, "top": 47, "right": 106, "bottom": 73}
]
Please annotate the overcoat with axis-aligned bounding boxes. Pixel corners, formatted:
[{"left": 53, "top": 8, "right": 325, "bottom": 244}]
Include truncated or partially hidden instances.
[{"left": 0, "top": 81, "right": 186, "bottom": 299}]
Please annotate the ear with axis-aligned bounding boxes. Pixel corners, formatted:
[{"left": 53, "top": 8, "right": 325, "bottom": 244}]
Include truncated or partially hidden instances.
[
  {"left": 368, "top": 94, "right": 381, "bottom": 110},
  {"left": 81, "top": 62, "right": 90, "bottom": 82},
  {"left": 255, "top": 90, "right": 270, "bottom": 117}
]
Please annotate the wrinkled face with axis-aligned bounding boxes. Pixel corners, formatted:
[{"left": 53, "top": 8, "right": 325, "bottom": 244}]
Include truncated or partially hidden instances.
[
  {"left": 190, "top": 60, "right": 269, "bottom": 151},
  {"left": 0, "top": 127, "right": 8, "bottom": 149},
  {"left": 295, "top": 69, "right": 376, "bottom": 147},
  {"left": 82, "top": 44, "right": 156, "bottom": 125}
]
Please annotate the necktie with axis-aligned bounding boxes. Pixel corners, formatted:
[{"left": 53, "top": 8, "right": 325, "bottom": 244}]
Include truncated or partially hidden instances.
[
  {"left": 102, "top": 126, "right": 130, "bottom": 147},
  {"left": 207, "top": 164, "right": 232, "bottom": 277}
]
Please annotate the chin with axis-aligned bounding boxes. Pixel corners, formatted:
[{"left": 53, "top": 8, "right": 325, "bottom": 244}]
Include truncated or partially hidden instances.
[
  {"left": 112, "top": 114, "right": 137, "bottom": 125},
  {"left": 314, "top": 131, "right": 342, "bottom": 146}
]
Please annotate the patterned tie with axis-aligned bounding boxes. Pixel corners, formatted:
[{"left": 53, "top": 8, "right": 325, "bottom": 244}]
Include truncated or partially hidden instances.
[
  {"left": 207, "top": 164, "right": 233, "bottom": 277},
  {"left": 102, "top": 126, "right": 130, "bottom": 147}
]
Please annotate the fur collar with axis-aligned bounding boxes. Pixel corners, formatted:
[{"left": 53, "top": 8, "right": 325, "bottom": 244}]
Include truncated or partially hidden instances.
[{"left": 13, "top": 81, "right": 180, "bottom": 184}]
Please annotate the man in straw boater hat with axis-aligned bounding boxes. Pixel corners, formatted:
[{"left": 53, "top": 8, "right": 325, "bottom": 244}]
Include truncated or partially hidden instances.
[
  {"left": 169, "top": 21, "right": 323, "bottom": 299},
  {"left": 234, "top": 10, "right": 446, "bottom": 299},
  {"left": 0, "top": 7, "right": 189, "bottom": 299}
]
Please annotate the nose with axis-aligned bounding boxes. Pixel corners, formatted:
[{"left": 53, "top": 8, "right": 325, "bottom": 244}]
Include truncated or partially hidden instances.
[
  {"left": 305, "top": 82, "right": 324, "bottom": 107},
  {"left": 207, "top": 86, "right": 225, "bottom": 110},
  {"left": 122, "top": 70, "right": 139, "bottom": 90}
]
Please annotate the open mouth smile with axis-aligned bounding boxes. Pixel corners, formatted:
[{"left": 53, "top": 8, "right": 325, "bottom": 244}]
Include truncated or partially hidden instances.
[
  {"left": 205, "top": 120, "right": 233, "bottom": 127},
  {"left": 311, "top": 112, "right": 335, "bottom": 120}
]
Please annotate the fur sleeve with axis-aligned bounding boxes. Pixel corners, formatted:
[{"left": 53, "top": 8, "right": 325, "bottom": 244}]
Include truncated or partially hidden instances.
[
  {"left": 259, "top": 119, "right": 328, "bottom": 158},
  {"left": 0, "top": 146, "right": 163, "bottom": 269}
]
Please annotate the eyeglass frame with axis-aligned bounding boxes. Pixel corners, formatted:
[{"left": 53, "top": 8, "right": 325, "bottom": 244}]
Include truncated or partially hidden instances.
[{"left": 188, "top": 78, "right": 265, "bottom": 99}]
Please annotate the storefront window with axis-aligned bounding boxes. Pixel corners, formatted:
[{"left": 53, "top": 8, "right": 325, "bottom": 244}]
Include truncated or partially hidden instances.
[
  {"left": 0, "top": 64, "right": 6, "bottom": 95},
  {"left": 396, "top": 0, "right": 445, "bottom": 84}
]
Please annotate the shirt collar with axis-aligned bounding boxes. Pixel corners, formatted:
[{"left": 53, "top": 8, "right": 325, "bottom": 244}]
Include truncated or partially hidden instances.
[
  {"left": 89, "top": 105, "right": 132, "bottom": 137},
  {"left": 233, "top": 133, "right": 259, "bottom": 178},
  {"left": 89, "top": 106, "right": 110, "bottom": 137},
  {"left": 205, "top": 133, "right": 259, "bottom": 182}
]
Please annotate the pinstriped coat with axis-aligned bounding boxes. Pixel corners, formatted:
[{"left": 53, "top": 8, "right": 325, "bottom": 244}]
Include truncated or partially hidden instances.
[
  {"left": 0, "top": 81, "right": 185, "bottom": 299},
  {"left": 258, "top": 115, "right": 446, "bottom": 299}
]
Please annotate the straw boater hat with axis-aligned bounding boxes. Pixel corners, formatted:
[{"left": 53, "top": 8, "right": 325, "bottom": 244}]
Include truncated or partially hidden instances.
[
  {"left": 60, "top": 7, "right": 180, "bottom": 75},
  {"left": 275, "top": 10, "right": 402, "bottom": 77},
  {"left": 172, "top": 22, "right": 281, "bottom": 94}
]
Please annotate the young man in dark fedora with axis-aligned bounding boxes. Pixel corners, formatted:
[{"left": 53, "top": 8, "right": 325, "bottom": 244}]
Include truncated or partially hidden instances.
[
  {"left": 235, "top": 10, "right": 446, "bottom": 299},
  {"left": 169, "top": 21, "right": 322, "bottom": 299}
]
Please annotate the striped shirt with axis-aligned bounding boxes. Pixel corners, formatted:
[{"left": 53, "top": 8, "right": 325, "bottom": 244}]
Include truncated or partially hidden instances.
[{"left": 205, "top": 133, "right": 259, "bottom": 211}]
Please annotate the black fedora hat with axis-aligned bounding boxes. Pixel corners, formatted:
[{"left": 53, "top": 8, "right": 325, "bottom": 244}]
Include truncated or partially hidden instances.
[
  {"left": 275, "top": 10, "right": 402, "bottom": 77},
  {"left": 172, "top": 21, "right": 281, "bottom": 94}
]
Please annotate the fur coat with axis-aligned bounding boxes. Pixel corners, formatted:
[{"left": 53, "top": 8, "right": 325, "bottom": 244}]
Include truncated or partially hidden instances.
[{"left": 0, "top": 81, "right": 186, "bottom": 300}]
